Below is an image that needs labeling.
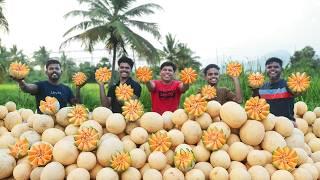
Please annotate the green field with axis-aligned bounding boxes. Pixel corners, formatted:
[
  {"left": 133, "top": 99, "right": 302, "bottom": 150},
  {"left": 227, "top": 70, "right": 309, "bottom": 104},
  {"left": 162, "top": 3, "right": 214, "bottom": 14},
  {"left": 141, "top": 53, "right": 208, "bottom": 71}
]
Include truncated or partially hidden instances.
[{"left": 0, "top": 73, "right": 319, "bottom": 112}]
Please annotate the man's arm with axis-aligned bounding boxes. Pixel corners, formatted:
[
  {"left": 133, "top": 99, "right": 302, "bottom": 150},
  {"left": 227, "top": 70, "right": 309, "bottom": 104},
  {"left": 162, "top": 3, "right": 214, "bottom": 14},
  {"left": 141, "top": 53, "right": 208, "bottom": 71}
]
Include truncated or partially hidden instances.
[
  {"left": 146, "top": 80, "right": 155, "bottom": 92},
  {"left": 70, "top": 87, "right": 81, "bottom": 105},
  {"left": 99, "top": 83, "right": 111, "bottom": 108},
  {"left": 16, "top": 79, "right": 38, "bottom": 95},
  {"left": 179, "top": 82, "right": 189, "bottom": 93},
  {"left": 251, "top": 88, "right": 260, "bottom": 97},
  {"left": 232, "top": 76, "right": 243, "bottom": 103}
]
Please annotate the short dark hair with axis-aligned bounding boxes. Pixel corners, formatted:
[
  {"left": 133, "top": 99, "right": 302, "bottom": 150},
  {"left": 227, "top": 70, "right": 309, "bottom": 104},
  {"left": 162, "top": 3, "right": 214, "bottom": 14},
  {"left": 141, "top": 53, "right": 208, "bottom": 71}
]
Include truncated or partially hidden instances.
[
  {"left": 265, "top": 57, "right": 283, "bottom": 67},
  {"left": 160, "top": 61, "right": 177, "bottom": 72},
  {"left": 118, "top": 56, "right": 134, "bottom": 69},
  {"left": 203, "top": 64, "right": 220, "bottom": 75},
  {"left": 45, "top": 59, "right": 61, "bottom": 69}
]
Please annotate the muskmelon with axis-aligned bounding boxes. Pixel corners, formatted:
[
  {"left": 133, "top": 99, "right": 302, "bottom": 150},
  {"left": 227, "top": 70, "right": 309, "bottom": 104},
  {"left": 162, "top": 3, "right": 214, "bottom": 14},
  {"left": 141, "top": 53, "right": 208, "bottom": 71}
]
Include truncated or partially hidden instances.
[
  {"left": 96, "top": 167, "right": 119, "bottom": 180},
  {"left": 92, "top": 107, "right": 112, "bottom": 127},
  {"left": 40, "top": 162, "right": 65, "bottom": 180},
  {"left": 220, "top": 101, "right": 247, "bottom": 128},
  {"left": 77, "top": 152, "right": 96, "bottom": 170},
  {"left": 210, "top": 150, "right": 231, "bottom": 169},
  {"left": 0, "top": 152, "right": 16, "bottom": 179},
  {"left": 181, "top": 120, "right": 202, "bottom": 145},
  {"left": 140, "top": 112, "right": 164, "bottom": 133},
  {"left": 240, "top": 120, "right": 265, "bottom": 146}
]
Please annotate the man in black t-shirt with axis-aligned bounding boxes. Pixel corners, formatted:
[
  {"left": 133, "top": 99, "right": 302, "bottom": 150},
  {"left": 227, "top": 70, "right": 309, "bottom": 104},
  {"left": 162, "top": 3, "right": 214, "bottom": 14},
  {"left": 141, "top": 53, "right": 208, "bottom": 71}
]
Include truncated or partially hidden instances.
[
  {"left": 99, "top": 56, "right": 141, "bottom": 113},
  {"left": 12, "top": 59, "right": 83, "bottom": 113},
  {"left": 252, "top": 57, "right": 296, "bottom": 121}
]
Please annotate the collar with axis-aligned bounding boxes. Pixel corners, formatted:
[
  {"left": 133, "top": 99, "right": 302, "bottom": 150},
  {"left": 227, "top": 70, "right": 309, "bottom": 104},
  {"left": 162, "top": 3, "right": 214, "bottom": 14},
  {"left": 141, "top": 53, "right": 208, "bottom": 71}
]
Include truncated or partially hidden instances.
[{"left": 116, "top": 77, "right": 133, "bottom": 86}]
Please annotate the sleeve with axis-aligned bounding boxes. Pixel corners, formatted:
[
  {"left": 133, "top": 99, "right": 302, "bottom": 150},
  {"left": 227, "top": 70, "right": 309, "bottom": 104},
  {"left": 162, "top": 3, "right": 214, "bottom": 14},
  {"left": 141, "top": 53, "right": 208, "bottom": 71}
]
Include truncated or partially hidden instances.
[
  {"left": 33, "top": 81, "right": 43, "bottom": 95},
  {"left": 107, "top": 85, "right": 115, "bottom": 97},
  {"left": 134, "top": 83, "right": 142, "bottom": 97},
  {"left": 176, "top": 81, "right": 182, "bottom": 93}
]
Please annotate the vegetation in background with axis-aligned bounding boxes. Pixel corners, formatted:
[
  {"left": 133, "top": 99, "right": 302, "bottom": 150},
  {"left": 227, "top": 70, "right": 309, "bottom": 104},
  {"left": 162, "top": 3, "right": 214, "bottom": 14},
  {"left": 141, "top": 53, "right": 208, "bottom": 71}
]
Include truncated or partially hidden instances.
[
  {"left": 0, "top": 0, "right": 9, "bottom": 33},
  {"left": 61, "top": 0, "right": 162, "bottom": 84}
]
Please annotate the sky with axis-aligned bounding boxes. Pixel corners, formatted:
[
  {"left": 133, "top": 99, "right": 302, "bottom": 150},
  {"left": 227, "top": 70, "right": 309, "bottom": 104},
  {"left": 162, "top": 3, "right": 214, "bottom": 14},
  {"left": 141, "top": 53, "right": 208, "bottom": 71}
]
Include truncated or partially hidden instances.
[{"left": 1, "top": 0, "right": 320, "bottom": 67}]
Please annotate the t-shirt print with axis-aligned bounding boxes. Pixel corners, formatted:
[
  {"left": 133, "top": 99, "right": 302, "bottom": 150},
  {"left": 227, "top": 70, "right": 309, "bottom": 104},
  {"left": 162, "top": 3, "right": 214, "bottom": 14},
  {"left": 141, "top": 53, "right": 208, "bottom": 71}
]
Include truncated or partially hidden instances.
[
  {"left": 159, "top": 90, "right": 176, "bottom": 99},
  {"left": 50, "top": 90, "right": 62, "bottom": 95}
]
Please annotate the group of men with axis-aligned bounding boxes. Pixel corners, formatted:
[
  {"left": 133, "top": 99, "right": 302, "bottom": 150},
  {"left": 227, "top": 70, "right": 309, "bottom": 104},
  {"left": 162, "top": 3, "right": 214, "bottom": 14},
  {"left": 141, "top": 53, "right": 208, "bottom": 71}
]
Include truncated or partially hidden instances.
[{"left": 12, "top": 56, "right": 297, "bottom": 122}]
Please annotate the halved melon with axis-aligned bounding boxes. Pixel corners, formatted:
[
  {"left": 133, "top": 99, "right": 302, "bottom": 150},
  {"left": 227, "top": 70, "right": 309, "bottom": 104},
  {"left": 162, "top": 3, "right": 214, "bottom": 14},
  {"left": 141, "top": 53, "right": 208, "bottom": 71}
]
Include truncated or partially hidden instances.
[
  {"left": 95, "top": 67, "right": 111, "bottom": 83},
  {"left": 67, "top": 104, "right": 89, "bottom": 126},
  {"left": 287, "top": 72, "right": 311, "bottom": 93},
  {"left": 272, "top": 146, "right": 298, "bottom": 171},
  {"left": 136, "top": 66, "right": 153, "bottom": 83},
  {"left": 248, "top": 72, "right": 265, "bottom": 88},
  {"left": 110, "top": 151, "right": 131, "bottom": 172},
  {"left": 245, "top": 96, "right": 270, "bottom": 120},
  {"left": 9, "top": 61, "right": 30, "bottom": 79},
  {"left": 174, "top": 148, "right": 196, "bottom": 172},
  {"left": 9, "top": 138, "right": 29, "bottom": 159},
  {"left": 28, "top": 142, "right": 53, "bottom": 166},
  {"left": 122, "top": 99, "right": 144, "bottom": 122},
  {"left": 39, "top": 96, "right": 60, "bottom": 115},
  {"left": 72, "top": 72, "right": 87, "bottom": 86},
  {"left": 148, "top": 131, "right": 172, "bottom": 153},
  {"left": 202, "top": 127, "right": 226, "bottom": 151},
  {"left": 184, "top": 94, "right": 207, "bottom": 117},
  {"left": 115, "top": 83, "right": 134, "bottom": 101},
  {"left": 180, "top": 67, "right": 198, "bottom": 84},
  {"left": 200, "top": 85, "right": 217, "bottom": 100},
  {"left": 226, "top": 62, "right": 242, "bottom": 77},
  {"left": 74, "top": 127, "right": 99, "bottom": 151}
]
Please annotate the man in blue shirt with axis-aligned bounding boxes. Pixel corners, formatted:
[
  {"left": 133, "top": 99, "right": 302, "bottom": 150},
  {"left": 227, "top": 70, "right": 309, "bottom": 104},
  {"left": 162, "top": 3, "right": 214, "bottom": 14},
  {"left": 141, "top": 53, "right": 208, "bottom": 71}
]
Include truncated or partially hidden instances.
[
  {"left": 252, "top": 57, "right": 296, "bottom": 121},
  {"left": 12, "top": 59, "right": 83, "bottom": 113}
]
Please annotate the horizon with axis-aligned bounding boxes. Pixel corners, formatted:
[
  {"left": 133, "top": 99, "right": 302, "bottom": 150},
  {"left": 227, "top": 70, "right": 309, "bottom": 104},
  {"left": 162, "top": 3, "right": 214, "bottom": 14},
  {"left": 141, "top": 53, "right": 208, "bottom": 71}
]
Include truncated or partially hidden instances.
[{"left": 1, "top": 0, "right": 320, "bottom": 67}]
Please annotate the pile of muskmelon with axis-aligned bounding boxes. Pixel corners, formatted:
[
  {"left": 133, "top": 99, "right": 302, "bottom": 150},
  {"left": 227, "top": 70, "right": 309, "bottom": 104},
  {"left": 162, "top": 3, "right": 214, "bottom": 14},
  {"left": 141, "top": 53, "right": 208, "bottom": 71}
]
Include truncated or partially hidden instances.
[{"left": 0, "top": 98, "right": 320, "bottom": 180}]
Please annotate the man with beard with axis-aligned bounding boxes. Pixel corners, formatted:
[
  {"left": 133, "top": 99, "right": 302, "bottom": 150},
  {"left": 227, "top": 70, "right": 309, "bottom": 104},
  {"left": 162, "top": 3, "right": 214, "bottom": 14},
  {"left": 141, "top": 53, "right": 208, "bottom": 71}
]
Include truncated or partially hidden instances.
[
  {"left": 99, "top": 56, "right": 141, "bottom": 113},
  {"left": 12, "top": 59, "right": 82, "bottom": 113},
  {"left": 252, "top": 57, "right": 295, "bottom": 120},
  {"left": 203, "top": 64, "right": 243, "bottom": 105},
  {"left": 146, "top": 61, "right": 190, "bottom": 115}
]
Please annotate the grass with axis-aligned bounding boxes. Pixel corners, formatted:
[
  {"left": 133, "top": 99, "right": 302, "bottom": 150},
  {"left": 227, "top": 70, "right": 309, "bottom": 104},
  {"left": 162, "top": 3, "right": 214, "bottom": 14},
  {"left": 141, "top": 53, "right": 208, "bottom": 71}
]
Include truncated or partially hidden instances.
[{"left": 0, "top": 72, "right": 319, "bottom": 112}]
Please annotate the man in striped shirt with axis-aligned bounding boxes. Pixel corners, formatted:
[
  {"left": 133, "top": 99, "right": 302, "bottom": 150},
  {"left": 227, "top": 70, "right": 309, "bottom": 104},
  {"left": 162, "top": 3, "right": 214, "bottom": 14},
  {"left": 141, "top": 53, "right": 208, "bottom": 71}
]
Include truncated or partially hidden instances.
[{"left": 252, "top": 57, "right": 295, "bottom": 121}]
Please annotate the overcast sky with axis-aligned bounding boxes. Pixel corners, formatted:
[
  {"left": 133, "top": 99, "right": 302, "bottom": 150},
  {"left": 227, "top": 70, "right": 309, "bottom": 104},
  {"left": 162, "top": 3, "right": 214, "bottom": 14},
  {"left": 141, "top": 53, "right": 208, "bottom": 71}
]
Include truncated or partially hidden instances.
[{"left": 1, "top": 0, "right": 320, "bottom": 66}]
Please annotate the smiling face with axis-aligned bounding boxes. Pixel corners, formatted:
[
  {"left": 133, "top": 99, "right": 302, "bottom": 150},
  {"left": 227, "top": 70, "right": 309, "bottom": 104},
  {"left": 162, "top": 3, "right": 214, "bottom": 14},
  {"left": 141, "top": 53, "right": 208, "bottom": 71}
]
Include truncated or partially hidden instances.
[
  {"left": 205, "top": 67, "right": 220, "bottom": 86},
  {"left": 119, "top": 62, "right": 131, "bottom": 79},
  {"left": 160, "top": 66, "right": 175, "bottom": 83},
  {"left": 46, "top": 63, "right": 62, "bottom": 82},
  {"left": 266, "top": 62, "right": 282, "bottom": 82}
]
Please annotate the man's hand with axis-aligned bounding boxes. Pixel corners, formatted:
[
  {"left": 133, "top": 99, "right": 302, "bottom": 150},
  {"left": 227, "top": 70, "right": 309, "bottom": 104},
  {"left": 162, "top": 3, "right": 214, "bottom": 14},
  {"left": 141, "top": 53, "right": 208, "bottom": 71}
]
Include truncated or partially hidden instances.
[
  {"left": 76, "top": 82, "right": 87, "bottom": 89},
  {"left": 10, "top": 76, "right": 24, "bottom": 83}
]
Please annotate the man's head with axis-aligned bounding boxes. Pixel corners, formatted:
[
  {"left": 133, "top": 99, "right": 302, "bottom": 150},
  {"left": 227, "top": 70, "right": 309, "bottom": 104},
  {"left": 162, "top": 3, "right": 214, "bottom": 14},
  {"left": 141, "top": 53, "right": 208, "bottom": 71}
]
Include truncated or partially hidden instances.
[
  {"left": 265, "top": 57, "right": 283, "bottom": 81},
  {"left": 118, "top": 56, "right": 134, "bottom": 79},
  {"left": 45, "top": 59, "right": 62, "bottom": 82},
  {"left": 203, "top": 64, "right": 220, "bottom": 86},
  {"left": 160, "top": 61, "right": 176, "bottom": 83}
]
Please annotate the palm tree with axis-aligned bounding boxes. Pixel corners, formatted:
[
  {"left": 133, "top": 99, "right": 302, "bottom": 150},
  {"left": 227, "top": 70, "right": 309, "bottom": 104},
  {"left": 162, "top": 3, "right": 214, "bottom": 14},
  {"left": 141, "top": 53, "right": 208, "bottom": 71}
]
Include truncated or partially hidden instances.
[
  {"left": 162, "top": 33, "right": 201, "bottom": 71},
  {"left": 60, "top": 51, "right": 77, "bottom": 82},
  {"left": 9, "top": 45, "right": 28, "bottom": 63},
  {"left": 33, "top": 46, "right": 50, "bottom": 72},
  {"left": 176, "top": 43, "right": 201, "bottom": 71},
  {"left": 61, "top": 0, "right": 162, "bottom": 84},
  {"left": 162, "top": 33, "right": 179, "bottom": 62},
  {"left": 0, "top": 0, "right": 8, "bottom": 33},
  {"left": 0, "top": 42, "right": 10, "bottom": 82}
]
